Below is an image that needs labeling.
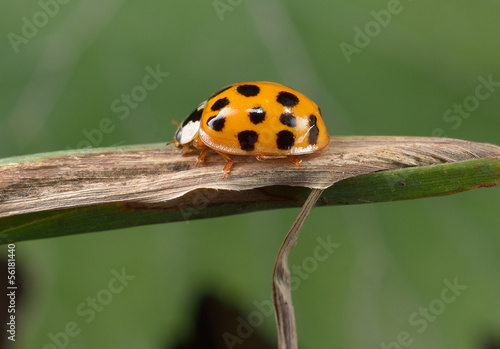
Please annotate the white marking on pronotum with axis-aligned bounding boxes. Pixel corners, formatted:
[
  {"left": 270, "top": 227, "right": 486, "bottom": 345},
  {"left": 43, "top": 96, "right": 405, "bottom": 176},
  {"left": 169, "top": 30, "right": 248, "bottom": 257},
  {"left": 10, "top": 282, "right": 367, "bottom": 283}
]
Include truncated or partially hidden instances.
[{"left": 175, "top": 100, "right": 207, "bottom": 144}]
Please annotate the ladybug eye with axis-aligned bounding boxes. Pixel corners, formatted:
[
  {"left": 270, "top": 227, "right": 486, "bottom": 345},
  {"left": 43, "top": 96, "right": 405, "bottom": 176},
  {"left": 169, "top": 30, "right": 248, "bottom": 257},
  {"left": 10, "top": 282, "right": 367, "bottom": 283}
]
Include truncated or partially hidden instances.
[{"left": 175, "top": 128, "right": 182, "bottom": 143}]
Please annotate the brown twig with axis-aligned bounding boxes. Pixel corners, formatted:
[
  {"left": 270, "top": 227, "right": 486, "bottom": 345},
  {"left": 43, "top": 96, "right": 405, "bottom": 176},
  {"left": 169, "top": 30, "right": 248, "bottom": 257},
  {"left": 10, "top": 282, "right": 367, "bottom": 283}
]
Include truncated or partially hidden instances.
[{"left": 1, "top": 136, "right": 499, "bottom": 218}]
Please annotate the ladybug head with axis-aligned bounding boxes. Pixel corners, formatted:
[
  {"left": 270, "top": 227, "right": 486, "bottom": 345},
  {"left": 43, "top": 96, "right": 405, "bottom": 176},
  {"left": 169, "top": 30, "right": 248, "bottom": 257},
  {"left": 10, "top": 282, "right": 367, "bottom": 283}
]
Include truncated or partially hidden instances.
[{"left": 174, "top": 100, "right": 206, "bottom": 145}]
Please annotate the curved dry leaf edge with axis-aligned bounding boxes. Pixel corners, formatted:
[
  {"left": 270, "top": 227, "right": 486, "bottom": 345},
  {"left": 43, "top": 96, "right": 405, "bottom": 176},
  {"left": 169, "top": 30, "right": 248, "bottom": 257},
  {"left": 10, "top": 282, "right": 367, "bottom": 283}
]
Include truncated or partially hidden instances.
[{"left": 272, "top": 188, "right": 324, "bottom": 349}]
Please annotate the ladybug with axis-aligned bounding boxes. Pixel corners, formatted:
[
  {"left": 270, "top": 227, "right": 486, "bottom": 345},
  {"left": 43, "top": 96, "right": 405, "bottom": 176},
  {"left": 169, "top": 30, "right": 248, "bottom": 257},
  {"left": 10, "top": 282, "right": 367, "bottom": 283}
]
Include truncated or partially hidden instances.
[{"left": 171, "top": 81, "right": 329, "bottom": 178}]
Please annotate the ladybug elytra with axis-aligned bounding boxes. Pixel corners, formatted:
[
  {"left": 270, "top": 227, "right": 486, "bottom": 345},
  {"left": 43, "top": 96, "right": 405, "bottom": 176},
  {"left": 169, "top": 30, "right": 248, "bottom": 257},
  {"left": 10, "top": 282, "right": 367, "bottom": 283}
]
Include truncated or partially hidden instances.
[{"left": 170, "top": 81, "right": 329, "bottom": 178}]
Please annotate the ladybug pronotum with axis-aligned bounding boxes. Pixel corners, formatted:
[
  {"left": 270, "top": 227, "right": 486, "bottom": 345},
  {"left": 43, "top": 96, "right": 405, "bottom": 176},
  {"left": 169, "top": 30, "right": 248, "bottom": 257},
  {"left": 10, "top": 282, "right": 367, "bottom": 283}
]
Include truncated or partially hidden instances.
[{"left": 170, "top": 81, "right": 330, "bottom": 178}]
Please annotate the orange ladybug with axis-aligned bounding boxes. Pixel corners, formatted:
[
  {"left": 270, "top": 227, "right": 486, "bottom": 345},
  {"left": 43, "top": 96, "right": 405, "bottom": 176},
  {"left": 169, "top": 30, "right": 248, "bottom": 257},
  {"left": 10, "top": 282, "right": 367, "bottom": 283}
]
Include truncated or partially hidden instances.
[{"left": 171, "top": 81, "right": 329, "bottom": 178}]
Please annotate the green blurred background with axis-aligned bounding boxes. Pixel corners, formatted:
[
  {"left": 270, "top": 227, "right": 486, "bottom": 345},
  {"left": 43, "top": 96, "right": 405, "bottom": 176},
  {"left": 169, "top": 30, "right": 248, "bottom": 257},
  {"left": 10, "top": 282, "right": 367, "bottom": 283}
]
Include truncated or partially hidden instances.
[{"left": 1, "top": 0, "right": 499, "bottom": 348}]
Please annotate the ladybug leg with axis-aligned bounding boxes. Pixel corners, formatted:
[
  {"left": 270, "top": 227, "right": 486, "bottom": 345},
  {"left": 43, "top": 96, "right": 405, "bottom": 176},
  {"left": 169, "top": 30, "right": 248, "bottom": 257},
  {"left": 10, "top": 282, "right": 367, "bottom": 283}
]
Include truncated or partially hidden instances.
[
  {"left": 287, "top": 155, "right": 302, "bottom": 167},
  {"left": 167, "top": 141, "right": 191, "bottom": 155},
  {"left": 194, "top": 138, "right": 209, "bottom": 165},
  {"left": 195, "top": 148, "right": 209, "bottom": 166},
  {"left": 166, "top": 139, "right": 179, "bottom": 147},
  {"left": 181, "top": 144, "right": 190, "bottom": 155},
  {"left": 215, "top": 151, "right": 233, "bottom": 179}
]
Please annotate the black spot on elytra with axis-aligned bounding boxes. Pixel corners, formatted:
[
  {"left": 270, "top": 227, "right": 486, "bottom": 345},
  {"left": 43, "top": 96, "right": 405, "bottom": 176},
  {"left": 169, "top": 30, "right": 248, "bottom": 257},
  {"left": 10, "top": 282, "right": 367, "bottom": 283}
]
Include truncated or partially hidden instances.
[
  {"left": 277, "top": 91, "right": 299, "bottom": 107},
  {"left": 280, "top": 113, "right": 297, "bottom": 127},
  {"left": 308, "top": 115, "right": 319, "bottom": 145},
  {"left": 211, "top": 97, "right": 230, "bottom": 111},
  {"left": 276, "top": 130, "right": 295, "bottom": 150},
  {"left": 237, "top": 84, "right": 260, "bottom": 97},
  {"left": 207, "top": 114, "right": 226, "bottom": 131},
  {"left": 249, "top": 107, "right": 266, "bottom": 124},
  {"left": 208, "top": 85, "right": 232, "bottom": 100},
  {"left": 238, "top": 130, "right": 258, "bottom": 151}
]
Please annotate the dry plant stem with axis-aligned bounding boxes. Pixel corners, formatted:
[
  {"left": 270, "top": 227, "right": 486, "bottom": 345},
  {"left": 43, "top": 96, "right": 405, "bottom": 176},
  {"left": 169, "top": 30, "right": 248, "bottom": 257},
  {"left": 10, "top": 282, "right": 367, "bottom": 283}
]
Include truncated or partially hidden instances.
[
  {"left": 2, "top": 137, "right": 499, "bottom": 218},
  {"left": 1, "top": 137, "right": 499, "bottom": 243},
  {"left": 272, "top": 188, "right": 325, "bottom": 349}
]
